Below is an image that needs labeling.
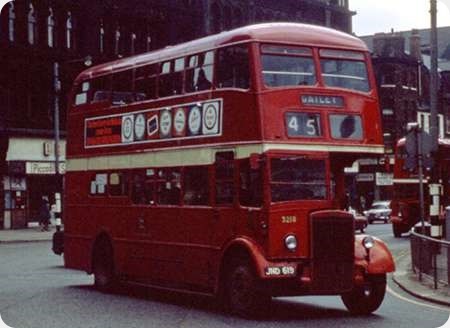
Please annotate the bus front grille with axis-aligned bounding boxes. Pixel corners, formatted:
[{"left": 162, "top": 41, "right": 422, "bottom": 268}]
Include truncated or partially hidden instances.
[{"left": 309, "top": 211, "right": 354, "bottom": 293}]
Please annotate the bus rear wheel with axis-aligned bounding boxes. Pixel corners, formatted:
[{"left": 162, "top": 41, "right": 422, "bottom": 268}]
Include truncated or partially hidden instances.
[
  {"left": 92, "top": 241, "right": 116, "bottom": 292},
  {"left": 224, "top": 260, "right": 270, "bottom": 318},
  {"left": 341, "top": 274, "right": 386, "bottom": 315}
]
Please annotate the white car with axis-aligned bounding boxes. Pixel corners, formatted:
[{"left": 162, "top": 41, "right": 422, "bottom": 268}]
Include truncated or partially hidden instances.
[{"left": 364, "top": 201, "right": 392, "bottom": 224}]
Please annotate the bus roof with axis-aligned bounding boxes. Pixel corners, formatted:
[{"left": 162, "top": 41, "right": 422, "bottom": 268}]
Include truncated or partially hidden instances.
[{"left": 75, "top": 23, "right": 368, "bottom": 83}]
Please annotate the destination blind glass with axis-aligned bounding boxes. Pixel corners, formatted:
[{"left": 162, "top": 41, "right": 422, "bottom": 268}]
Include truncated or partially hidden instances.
[{"left": 285, "top": 112, "right": 321, "bottom": 137}]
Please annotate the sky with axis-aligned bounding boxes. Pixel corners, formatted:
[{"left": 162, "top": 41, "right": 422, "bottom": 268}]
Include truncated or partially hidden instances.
[{"left": 351, "top": 0, "right": 450, "bottom": 36}]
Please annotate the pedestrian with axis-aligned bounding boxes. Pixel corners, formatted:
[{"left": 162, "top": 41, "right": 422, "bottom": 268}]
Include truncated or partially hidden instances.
[{"left": 39, "top": 196, "right": 51, "bottom": 232}]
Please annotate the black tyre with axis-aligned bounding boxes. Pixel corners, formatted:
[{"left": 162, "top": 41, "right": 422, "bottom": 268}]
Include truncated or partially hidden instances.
[
  {"left": 341, "top": 274, "right": 386, "bottom": 315},
  {"left": 393, "top": 224, "right": 402, "bottom": 238},
  {"left": 92, "top": 240, "right": 116, "bottom": 292},
  {"left": 224, "top": 260, "right": 270, "bottom": 318}
]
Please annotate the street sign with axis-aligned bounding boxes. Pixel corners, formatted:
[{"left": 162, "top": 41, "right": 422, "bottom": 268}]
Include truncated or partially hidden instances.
[
  {"left": 404, "top": 130, "right": 434, "bottom": 170},
  {"left": 404, "top": 130, "right": 417, "bottom": 170}
]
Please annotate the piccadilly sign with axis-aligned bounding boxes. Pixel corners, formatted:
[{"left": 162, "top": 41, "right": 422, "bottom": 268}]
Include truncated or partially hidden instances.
[{"left": 85, "top": 99, "right": 223, "bottom": 148}]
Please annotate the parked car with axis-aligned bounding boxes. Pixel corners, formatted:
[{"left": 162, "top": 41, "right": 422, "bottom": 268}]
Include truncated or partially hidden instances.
[{"left": 364, "top": 201, "right": 392, "bottom": 224}]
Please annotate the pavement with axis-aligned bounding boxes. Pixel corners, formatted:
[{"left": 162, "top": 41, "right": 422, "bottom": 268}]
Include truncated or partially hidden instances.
[
  {"left": 0, "top": 227, "right": 54, "bottom": 243},
  {"left": 0, "top": 228, "right": 449, "bottom": 307},
  {"left": 392, "top": 251, "right": 450, "bottom": 307}
]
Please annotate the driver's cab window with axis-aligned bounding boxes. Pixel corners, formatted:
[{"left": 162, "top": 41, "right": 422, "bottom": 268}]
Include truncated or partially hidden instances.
[{"left": 239, "top": 159, "right": 262, "bottom": 207}]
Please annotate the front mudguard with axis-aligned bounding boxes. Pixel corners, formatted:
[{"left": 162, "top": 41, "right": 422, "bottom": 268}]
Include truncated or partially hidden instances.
[{"left": 354, "top": 235, "right": 395, "bottom": 274}]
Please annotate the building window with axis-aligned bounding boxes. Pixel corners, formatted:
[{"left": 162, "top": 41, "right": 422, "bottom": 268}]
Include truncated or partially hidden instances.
[
  {"left": 114, "top": 27, "right": 121, "bottom": 56},
  {"left": 66, "top": 12, "right": 73, "bottom": 49},
  {"left": 47, "top": 8, "right": 56, "bottom": 48},
  {"left": 99, "top": 20, "right": 105, "bottom": 54},
  {"left": 8, "top": 2, "right": 15, "bottom": 42},
  {"left": 146, "top": 35, "right": 151, "bottom": 52},
  {"left": 28, "top": 3, "right": 37, "bottom": 45},
  {"left": 130, "top": 32, "right": 137, "bottom": 55}
]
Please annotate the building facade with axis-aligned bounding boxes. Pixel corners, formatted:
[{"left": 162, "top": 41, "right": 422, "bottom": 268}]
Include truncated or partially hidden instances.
[
  {"left": 350, "top": 29, "right": 449, "bottom": 209},
  {"left": 0, "top": 0, "right": 354, "bottom": 228}
]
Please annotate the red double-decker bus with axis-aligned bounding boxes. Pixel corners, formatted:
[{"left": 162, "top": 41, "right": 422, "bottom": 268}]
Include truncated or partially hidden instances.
[
  {"left": 391, "top": 138, "right": 450, "bottom": 237},
  {"left": 59, "top": 23, "right": 394, "bottom": 316}
]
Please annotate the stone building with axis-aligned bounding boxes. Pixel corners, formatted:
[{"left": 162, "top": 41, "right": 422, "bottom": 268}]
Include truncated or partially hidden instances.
[
  {"left": 353, "top": 29, "right": 450, "bottom": 206},
  {"left": 0, "top": 0, "right": 354, "bottom": 228}
]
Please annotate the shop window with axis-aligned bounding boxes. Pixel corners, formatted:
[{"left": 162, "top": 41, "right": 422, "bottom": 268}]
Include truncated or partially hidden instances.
[
  {"left": 90, "top": 173, "right": 107, "bottom": 195},
  {"left": 131, "top": 169, "right": 155, "bottom": 205},
  {"left": 239, "top": 159, "right": 262, "bottom": 207},
  {"left": 109, "top": 172, "right": 127, "bottom": 196},
  {"left": 185, "top": 51, "right": 214, "bottom": 92},
  {"left": 156, "top": 168, "right": 181, "bottom": 205},
  {"left": 217, "top": 45, "right": 249, "bottom": 89},
  {"left": 184, "top": 166, "right": 209, "bottom": 206},
  {"left": 215, "top": 152, "right": 234, "bottom": 205}
]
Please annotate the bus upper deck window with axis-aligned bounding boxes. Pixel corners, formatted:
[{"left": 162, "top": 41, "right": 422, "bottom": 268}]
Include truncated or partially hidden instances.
[
  {"left": 134, "top": 64, "right": 158, "bottom": 101},
  {"left": 261, "top": 45, "right": 315, "bottom": 87},
  {"left": 159, "top": 60, "right": 183, "bottom": 97},
  {"left": 73, "top": 82, "right": 89, "bottom": 106},
  {"left": 319, "top": 49, "right": 370, "bottom": 92},
  {"left": 185, "top": 51, "right": 214, "bottom": 92},
  {"left": 90, "top": 75, "right": 111, "bottom": 105},
  {"left": 217, "top": 45, "right": 249, "bottom": 89},
  {"left": 111, "top": 71, "right": 134, "bottom": 105}
]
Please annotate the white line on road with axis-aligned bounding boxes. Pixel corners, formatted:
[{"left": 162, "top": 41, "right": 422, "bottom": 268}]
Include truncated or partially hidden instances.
[{"left": 387, "top": 285, "right": 450, "bottom": 313}]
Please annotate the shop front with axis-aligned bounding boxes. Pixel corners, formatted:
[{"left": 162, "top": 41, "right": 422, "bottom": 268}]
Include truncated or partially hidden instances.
[{"left": 3, "top": 137, "right": 65, "bottom": 229}]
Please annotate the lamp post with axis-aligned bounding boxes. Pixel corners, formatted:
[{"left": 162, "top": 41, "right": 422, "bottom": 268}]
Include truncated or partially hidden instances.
[
  {"left": 429, "top": 0, "right": 441, "bottom": 237},
  {"left": 53, "top": 56, "right": 92, "bottom": 229},
  {"left": 53, "top": 62, "right": 63, "bottom": 229}
]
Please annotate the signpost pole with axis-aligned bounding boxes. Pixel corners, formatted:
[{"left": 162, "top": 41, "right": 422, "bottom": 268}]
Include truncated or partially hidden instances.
[
  {"left": 417, "top": 129, "right": 426, "bottom": 232},
  {"left": 53, "top": 62, "right": 62, "bottom": 228}
]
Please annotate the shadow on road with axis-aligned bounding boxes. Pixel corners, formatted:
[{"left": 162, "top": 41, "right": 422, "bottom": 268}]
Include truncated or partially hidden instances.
[{"left": 67, "top": 283, "right": 384, "bottom": 322}]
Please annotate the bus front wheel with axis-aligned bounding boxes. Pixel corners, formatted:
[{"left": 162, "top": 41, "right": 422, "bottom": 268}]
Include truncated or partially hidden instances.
[
  {"left": 92, "top": 241, "right": 116, "bottom": 292},
  {"left": 224, "top": 260, "right": 270, "bottom": 317},
  {"left": 341, "top": 274, "right": 386, "bottom": 315}
]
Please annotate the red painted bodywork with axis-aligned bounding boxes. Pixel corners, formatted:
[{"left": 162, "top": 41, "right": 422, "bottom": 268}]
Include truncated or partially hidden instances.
[
  {"left": 63, "top": 23, "right": 392, "bottom": 297},
  {"left": 391, "top": 138, "right": 450, "bottom": 234}
]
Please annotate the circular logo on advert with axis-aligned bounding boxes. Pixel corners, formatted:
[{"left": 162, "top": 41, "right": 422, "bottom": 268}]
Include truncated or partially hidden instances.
[
  {"left": 122, "top": 116, "right": 133, "bottom": 140},
  {"left": 204, "top": 104, "right": 217, "bottom": 130},
  {"left": 134, "top": 114, "right": 146, "bottom": 140},
  {"left": 160, "top": 110, "right": 172, "bottom": 137},
  {"left": 188, "top": 106, "right": 201, "bottom": 135},
  {"left": 174, "top": 108, "right": 186, "bottom": 134}
]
